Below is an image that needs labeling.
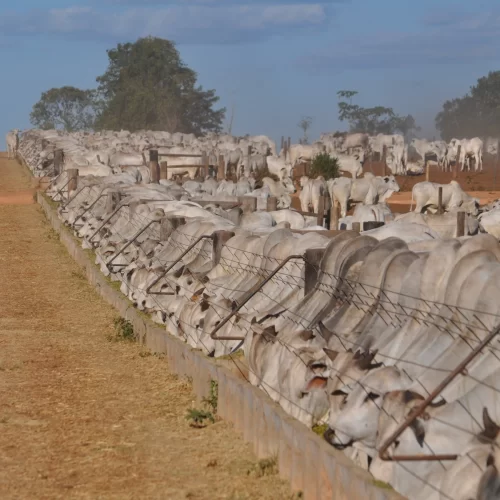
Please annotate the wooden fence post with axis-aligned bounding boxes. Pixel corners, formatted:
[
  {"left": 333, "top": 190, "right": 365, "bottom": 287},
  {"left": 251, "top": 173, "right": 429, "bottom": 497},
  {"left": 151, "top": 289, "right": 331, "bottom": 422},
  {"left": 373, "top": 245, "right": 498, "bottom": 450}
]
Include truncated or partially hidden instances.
[
  {"left": 239, "top": 196, "right": 257, "bottom": 214},
  {"left": 456, "top": 211, "right": 466, "bottom": 237},
  {"left": 281, "top": 136, "right": 284, "bottom": 152},
  {"left": 454, "top": 145, "right": 461, "bottom": 179},
  {"left": 218, "top": 154, "right": 225, "bottom": 181},
  {"left": 149, "top": 149, "right": 159, "bottom": 183},
  {"left": 330, "top": 200, "right": 340, "bottom": 230},
  {"left": 54, "top": 149, "right": 63, "bottom": 176},
  {"left": 352, "top": 222, "right": 361, "bottom": 233},
  {"left": 212, "top": 231, "right": 235, "bottom": 267},
  {"left": 201, "top": 152, "right": 209, "bottom": 179},
  {"left": 437, "top": 187, "right": 444, "bottom": 214},
  {"left": 304, "top": 248, "right": 326, "bottom": 295},
  {"left": 67, "top": 168, "right": 79, "bottom": 195},
  {"left": 106, "top": 191, "right": 121, "bottom": 214},
  {"left": 160, "top": 161, "right": 168, "bottom": 180},
  {"left": 495, "top": 142, "right": 500, "bottom": 189},
  {"left": 287, "top": 137, "right": 291, "bottom": 151},
  {"left": 316, "top": 195, "right": 325, "bottom": 227},
  {"left": 382, "top": 145, "right": 387, "bottom": 176},
  {"left": 267, "top": 196, "right": 278, "bottom": 212}
]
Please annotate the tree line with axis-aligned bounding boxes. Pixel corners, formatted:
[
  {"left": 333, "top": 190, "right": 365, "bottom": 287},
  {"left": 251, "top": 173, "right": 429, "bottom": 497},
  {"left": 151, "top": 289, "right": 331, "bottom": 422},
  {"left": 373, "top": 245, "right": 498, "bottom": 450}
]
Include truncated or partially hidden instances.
[{"left": 30, "top": 36, "right": 500, "bottom": 142}]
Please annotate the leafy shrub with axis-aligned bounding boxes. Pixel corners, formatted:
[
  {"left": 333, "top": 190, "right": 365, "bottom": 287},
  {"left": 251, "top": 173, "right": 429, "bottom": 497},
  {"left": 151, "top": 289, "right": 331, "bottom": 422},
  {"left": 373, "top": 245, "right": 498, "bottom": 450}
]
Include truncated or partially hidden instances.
[{"left": 309, "top": 152, "right": 340, "bottom": 180}]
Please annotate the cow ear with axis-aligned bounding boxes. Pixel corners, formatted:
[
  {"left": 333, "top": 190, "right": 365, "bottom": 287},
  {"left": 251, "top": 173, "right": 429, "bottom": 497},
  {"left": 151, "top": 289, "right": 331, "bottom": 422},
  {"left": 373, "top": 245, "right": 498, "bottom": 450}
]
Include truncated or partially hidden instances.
[
  {"left": 323, "top": 348, "right": 339, "bottom": 362},
  {"left": 173, "top": 265, "right": 185, "bottom": 278},
  {"left": 409, "top": 419, "right": 425, "bottom": 447},
  {"left": 487, "top": 453, "right": 496, "bottom": 468},
  {"left": 200, "top": 300, "right": 210, "bottom": 312},
  {"left": 403, "top": 391, "right": 425, "bottom": 404},
  {"left": 478, "top": 407, "right": 500, "bottom": 443},
  {"left": 384, "top": 177, "right": 389, "bottom": 183}
]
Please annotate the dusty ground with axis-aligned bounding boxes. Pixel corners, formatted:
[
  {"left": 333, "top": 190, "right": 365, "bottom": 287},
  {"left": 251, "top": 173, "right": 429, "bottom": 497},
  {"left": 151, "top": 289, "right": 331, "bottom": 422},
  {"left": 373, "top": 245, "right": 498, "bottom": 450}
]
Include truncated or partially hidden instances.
[{"left": 0, "top": 153, "right": 292, "bottom": 500}]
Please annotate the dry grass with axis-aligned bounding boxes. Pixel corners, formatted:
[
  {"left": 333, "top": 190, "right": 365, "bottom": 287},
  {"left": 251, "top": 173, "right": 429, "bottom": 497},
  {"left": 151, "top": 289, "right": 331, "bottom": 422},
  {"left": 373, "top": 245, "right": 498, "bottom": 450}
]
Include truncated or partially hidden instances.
[{"left": 0, "top": 156, "right": 292, "bottom": 500}]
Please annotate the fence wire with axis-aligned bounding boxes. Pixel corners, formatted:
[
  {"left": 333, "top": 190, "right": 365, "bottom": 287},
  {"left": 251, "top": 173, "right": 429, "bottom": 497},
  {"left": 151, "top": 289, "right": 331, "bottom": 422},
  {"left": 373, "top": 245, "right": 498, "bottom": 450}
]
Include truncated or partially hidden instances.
[{"left": 43, "top": 185, "right": 500, "bottom": 500}]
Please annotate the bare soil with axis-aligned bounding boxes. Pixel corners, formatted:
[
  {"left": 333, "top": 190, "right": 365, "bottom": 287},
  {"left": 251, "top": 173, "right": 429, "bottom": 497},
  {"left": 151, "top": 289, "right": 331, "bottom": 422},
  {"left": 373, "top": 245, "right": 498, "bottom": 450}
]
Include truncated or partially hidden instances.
[{"left": 0, "top": 155, "right": 292, "bottom": 500}]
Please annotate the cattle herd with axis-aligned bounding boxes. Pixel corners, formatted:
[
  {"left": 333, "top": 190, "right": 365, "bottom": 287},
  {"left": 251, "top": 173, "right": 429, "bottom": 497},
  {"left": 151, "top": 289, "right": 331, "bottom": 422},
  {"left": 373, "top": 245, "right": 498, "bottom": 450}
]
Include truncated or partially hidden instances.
[{"left": 10, "top": 127, "right": 500, "bottom": 500}]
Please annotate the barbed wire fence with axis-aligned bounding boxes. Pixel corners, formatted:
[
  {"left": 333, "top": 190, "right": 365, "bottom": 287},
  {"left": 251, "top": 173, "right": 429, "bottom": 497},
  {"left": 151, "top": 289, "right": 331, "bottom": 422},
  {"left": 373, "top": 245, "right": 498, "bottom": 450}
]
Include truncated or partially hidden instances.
[{"left": 26, "top": 149, "right": 500, "bottom": 499}]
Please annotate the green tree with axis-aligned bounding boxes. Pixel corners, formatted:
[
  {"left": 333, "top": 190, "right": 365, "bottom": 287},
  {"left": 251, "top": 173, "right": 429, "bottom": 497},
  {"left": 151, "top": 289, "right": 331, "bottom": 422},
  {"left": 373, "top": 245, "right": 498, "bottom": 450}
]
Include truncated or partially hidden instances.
[
  {"left": 435, "top": 71, "right": 500, "bottom": 141},
  {"left": 337, "top": 91, "right": 419, "bottom": 138},
  {"left": 30, "top": 86, "right": 97, "bottom": 131},
  {"left": 95, "top": 37, "right": 225, "bottom": 134}
]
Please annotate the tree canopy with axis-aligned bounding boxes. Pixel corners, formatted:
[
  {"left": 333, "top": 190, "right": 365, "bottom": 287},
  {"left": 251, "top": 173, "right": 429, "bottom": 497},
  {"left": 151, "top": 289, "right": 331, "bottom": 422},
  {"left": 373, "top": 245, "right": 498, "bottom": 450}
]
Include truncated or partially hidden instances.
[
  {"left": 29, "top": 86, "right": 96, "bottom": 132},
  {"left": 435, "top": 71, "right": 500, "bottom": 141},
  {"left": 29, "top": 37, "right": 225, "bottom": 135},
  {"left": 94, "top": 37, "right": 225, "bottom": 134},
  {"left": 337, "top": 91, "right": 419, "bottom": 138}
]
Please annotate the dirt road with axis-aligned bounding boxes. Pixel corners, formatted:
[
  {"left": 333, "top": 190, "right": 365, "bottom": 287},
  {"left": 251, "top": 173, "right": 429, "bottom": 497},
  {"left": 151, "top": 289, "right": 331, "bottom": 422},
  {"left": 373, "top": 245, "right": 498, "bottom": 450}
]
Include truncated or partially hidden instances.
[{"left": 0, "top": 154, "right": 292, "bottom": 500}]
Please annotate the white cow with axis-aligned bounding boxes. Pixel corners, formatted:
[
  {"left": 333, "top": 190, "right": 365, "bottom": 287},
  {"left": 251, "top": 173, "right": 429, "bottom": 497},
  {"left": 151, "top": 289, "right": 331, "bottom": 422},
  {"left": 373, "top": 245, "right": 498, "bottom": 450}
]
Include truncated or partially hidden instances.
[
  {"left": 410, "top": 180, "right": 479, "bottom": 215},
  {"left": 335, "top": 153, "right": 364, "bottom": 178},
  {"left": 6, "top": 129, "right": 20, "bottom": 159},
  {"left": 328, "top": 174, "right": 400, "bottom": 217},
  {"left": 299, "top": 176, "right": 327, "bottom": 213},
  {"left": 447, "top": 138, "right": 483, "bottom": 172}
]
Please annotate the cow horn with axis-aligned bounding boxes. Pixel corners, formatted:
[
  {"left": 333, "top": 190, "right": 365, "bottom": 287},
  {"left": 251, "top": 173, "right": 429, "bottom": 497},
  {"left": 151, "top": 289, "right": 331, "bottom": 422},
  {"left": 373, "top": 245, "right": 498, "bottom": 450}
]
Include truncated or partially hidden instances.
[{"left": 478, "top": 407, "right": 500, "bottom": 443}]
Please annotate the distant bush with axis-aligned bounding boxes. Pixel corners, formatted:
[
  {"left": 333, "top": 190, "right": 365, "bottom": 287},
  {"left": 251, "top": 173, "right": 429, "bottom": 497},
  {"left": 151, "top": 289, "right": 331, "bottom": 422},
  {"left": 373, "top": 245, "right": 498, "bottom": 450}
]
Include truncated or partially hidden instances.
[{"left": 309, "top": 153, "right": 340, "bottom": 180}]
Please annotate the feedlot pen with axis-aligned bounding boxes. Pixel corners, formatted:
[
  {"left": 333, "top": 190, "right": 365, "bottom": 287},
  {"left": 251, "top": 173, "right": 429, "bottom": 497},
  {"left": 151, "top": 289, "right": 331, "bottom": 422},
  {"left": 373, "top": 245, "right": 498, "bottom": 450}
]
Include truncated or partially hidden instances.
[{"left": 0, "top": 153, "right": 292, "bottom": 500}]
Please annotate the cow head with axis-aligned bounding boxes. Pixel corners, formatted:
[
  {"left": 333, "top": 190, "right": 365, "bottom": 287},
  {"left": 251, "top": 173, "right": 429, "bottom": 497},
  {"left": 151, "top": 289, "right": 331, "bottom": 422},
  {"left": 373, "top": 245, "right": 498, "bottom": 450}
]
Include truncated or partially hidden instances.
[
  {"left": 381, "top": 175, "right": 400, "bottom": 192},
  {"left": 281, "top": 176, "right": 296, "bottom": 194},
  {"left": 325, "top": 366, "right": 413, "bottom": 450}
]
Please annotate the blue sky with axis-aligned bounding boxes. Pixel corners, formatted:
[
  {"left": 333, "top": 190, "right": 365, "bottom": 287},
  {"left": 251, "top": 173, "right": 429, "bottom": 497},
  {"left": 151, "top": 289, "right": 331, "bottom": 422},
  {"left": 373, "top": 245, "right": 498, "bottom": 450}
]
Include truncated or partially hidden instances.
[{"left": 2, "top": 0, "right": 500, "bottom": 145}]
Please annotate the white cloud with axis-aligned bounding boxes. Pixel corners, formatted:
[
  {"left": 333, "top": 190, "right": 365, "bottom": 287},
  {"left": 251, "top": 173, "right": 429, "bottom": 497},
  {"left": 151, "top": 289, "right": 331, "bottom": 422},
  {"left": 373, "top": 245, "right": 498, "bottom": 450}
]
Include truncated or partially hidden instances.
[{"left": 0, "top": 4, "right": 329, "bottom": 44}]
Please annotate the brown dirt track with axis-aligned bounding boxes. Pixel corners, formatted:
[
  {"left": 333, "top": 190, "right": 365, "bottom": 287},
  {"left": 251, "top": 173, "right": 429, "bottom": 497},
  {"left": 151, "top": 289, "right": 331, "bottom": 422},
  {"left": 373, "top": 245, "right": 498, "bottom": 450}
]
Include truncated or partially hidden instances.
[{"left": 0, "top": 153, "right": 292, "bottom": 500}]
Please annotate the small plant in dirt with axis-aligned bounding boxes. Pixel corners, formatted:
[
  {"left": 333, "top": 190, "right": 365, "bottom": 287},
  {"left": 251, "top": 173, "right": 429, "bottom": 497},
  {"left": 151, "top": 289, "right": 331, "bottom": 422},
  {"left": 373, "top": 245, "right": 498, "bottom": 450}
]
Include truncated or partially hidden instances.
[
  {"left": 46, "top": 228, "right": 59, "bottom": 241},
  {"left": 185, "top": 408, "right": 215, "bottom": 428},
  {"left": 312, "top": 423, "right": 328, "bottom": 436},
  {"left": 202, "top": 380, "right": 218, "bottom": 413},
  {"left": 247, "top": 457, "right": 279, "bottom": 477},
  {"left": 309, "top": 152, "right": 340, "bottom": 180},
  {"left": 108, "top": 317, "right": 135, "bottom": 342},
  {"left": 186, "top": 379, "right": 218, "bottom": 428}
]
